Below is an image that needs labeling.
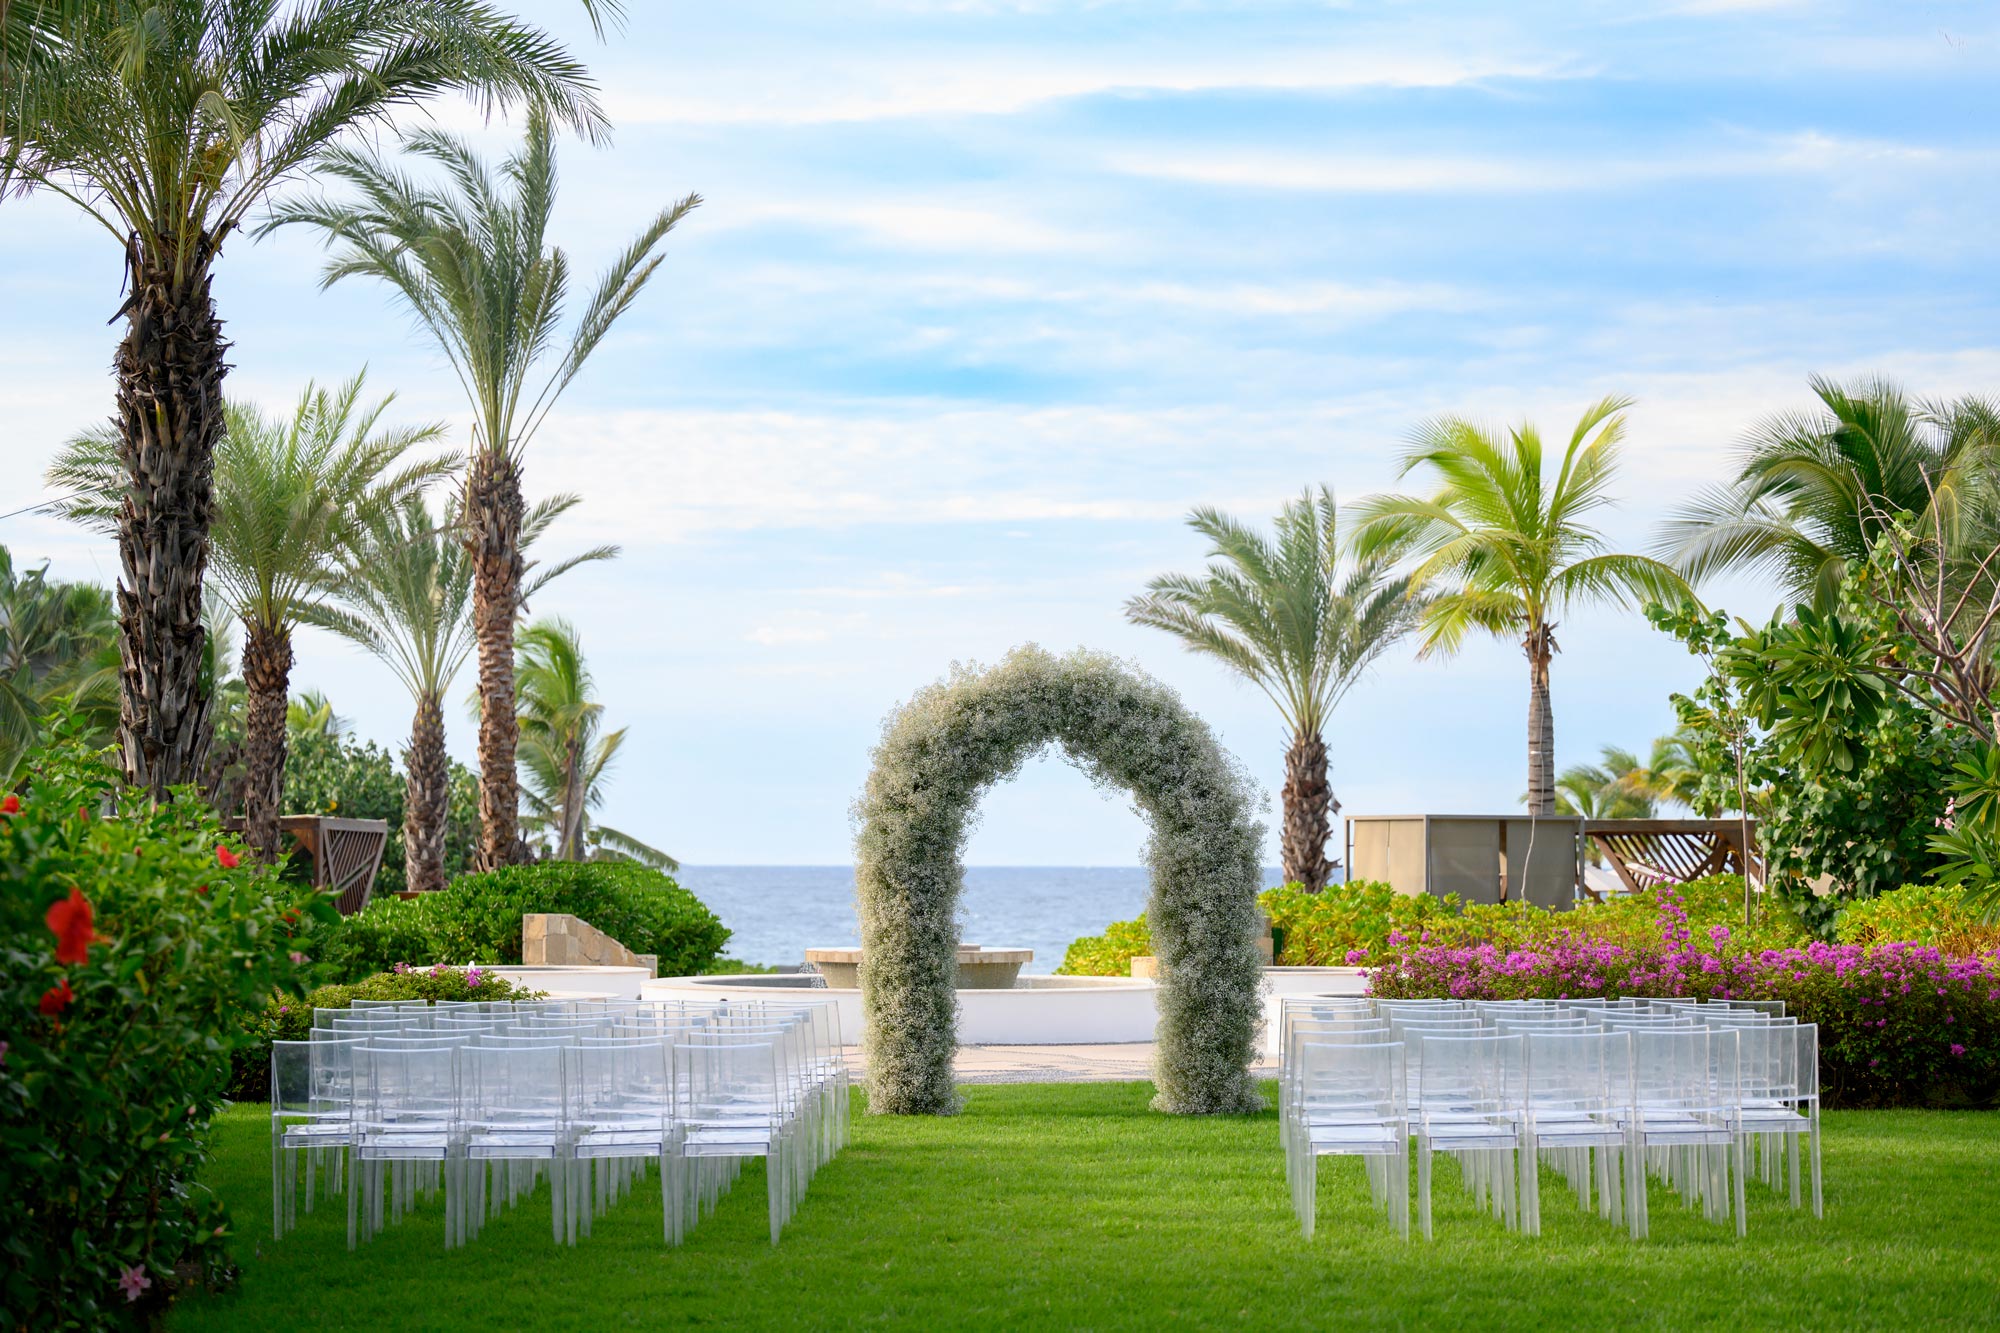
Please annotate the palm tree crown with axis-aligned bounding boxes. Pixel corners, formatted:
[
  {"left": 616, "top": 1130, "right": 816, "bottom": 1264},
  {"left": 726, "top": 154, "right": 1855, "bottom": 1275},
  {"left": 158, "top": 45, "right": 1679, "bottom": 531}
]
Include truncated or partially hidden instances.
[
  {"left": 0, "top": 0, "right": 606, "bottom": 797},
  {"left": 1658, "top": 376, "right": 2000, "bottom": 611},
  {"left": 1353, "top": 396, "right": 1688, "bottom": 816},
  {"left": 1126, "top": 488, "right": 1417, "bottom": 889},
  {"left": 263, "top": 108, "right": 695, "bottom": 870},
  {"left": 513, "top": 617, "right": 673, "bottom": 869},
  {"left": 0, "top": 546, "right": 118, "bottom": 781}
]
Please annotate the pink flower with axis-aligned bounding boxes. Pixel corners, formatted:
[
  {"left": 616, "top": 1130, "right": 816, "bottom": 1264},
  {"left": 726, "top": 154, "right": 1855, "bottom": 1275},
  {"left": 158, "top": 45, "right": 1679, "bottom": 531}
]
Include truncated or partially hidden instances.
[
  {"left": 117, "top": 1265, "right": 151, "bottom": 1303},
  {"left": 1343, "top": 949, "right": 1368, "bottom": 966},
  {"left": 1951, "top": 1044, "right": 1966, "bottom": 1057}
]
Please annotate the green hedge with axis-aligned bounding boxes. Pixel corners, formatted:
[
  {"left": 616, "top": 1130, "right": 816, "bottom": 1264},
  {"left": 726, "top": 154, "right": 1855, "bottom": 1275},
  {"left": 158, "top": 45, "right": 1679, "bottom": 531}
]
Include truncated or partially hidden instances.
[
  {"left": 229, "top": 966, "right": 543, "bottom": 1100},
  {"left": 1055, "top": 875, "right": 1815, "bottom": 976},
  {"left": 320, "top": 861, "right": 730, "bottom": 981}
]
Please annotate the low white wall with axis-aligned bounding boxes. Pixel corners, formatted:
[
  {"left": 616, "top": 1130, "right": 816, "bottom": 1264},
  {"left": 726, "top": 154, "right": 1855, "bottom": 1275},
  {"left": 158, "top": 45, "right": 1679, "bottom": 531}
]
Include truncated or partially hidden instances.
[
  {"left": 488, "top": 964, "right": 649, "bottom": 1000},
  {"left": 1259, "top": 966, "right": 1371, "bottom": 1056},
  {"left": 643, "top": 974, "right": 1161, "bottom": 1044}
]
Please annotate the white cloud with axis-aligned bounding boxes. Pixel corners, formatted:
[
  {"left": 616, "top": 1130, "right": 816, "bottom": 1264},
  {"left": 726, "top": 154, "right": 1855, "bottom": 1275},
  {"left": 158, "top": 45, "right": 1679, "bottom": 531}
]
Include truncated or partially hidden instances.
[{"left": 605, "top": 49, "right": 1576, "bottom": 126}]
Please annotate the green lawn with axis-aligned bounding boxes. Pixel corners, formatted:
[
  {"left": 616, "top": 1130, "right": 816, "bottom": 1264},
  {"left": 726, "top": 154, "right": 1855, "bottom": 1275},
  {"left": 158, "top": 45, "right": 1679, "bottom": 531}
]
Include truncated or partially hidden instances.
[{"left": 172, "top": 1085, "right": 1995, "bottom": 1332}]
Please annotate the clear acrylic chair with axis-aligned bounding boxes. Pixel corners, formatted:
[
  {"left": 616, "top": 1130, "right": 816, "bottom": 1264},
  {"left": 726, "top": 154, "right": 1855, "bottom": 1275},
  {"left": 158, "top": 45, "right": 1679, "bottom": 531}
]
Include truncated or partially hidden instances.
[
  {"left": 1285, "top": 1039, "right": 1410, "bottom": 1239},
  {"left": 1626, "top": 1027, "right": 1745, "bottom": 1239},
  {"left": 675, "top": 1035, "right": 799, "bottom": 1245},
  {"left": 460, "top": 1043, "right": 571, "bottom": 1245},
  {"left": 1521, "top": 1030, "right": 1632, "bottom": 1234},
  {"left": 270, "top": 1035, "right": 366, "bottom": 1238},
  {"left": 348, "top": 1043, "right": 465, "bottom": 1250},
  {"left": 570, "top": 1039, "right": 681, "bottom": 1244},
  {"left": 1413, "top": 1034, "right": 1529, "bottom": 1240}
]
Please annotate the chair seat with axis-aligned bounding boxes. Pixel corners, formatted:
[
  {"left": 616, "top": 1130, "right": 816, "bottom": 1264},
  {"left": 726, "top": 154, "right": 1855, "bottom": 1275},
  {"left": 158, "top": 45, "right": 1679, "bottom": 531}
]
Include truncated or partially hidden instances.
[{"left": 575, "top": 1129, "right": 669, "bottom": 1158}]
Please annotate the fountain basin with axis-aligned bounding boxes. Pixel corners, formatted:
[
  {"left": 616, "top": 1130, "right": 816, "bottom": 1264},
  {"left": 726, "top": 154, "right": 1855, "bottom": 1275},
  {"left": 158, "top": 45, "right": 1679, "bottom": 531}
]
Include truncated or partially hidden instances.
[{"left": 803, "top": 944, "right": 1032, "bottom": 991}]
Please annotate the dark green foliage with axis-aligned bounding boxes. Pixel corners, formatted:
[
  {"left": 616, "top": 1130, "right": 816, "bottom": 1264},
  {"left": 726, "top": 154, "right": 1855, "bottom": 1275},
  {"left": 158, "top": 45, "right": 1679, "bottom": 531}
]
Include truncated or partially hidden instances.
[
  {"left": 0, "top": 729, "right": 327, "bottom": 1328},
  {"left": 280, "top": 730, "right": 480, "bottom": 896},
  {"left": 1652, "top": 600, "right": 1960, "bottom": 900},
  {"left": 329, "top": 861, "right": 729, "bottom": 981}
]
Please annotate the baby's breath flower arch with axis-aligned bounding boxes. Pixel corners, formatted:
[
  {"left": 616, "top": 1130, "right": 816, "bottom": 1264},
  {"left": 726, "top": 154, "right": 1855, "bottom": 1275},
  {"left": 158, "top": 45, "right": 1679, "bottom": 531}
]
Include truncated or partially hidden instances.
[{"left": 854, "top": 645, "right": 1267, "bottom": 1115}]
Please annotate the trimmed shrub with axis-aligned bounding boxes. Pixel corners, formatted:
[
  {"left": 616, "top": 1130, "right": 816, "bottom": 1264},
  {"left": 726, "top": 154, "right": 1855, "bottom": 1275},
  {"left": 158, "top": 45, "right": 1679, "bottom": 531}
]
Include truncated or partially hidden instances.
[
  {"left": 1835, "top": 882, "right": 2000, "bottom": 954},
  {"left": 1056, "top": 913, "right": 1155, "bottom": 977},
  {"left": 230, "top": 965, "right": 543, "bottom": 1099},
  {"left": 326, "top": 861, "right": 729, "bottom": 980},
  {"left": 856, "top": 646, "right": 1266, "bottom": 1116},
  {"left": 0, "top": 732, "right": 327, "bottom": 1327}
]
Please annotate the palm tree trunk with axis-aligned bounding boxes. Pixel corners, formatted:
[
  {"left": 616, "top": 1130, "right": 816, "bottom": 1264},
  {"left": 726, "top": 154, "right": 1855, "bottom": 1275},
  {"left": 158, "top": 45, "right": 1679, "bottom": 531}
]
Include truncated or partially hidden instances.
[
  {"left": 239, "top": 620, "right": 293, "bottom": 864},
  {"left": 112, "top": 234, "right": 226, "bottom": 798},
  {"left": 467, "top": 447, "right": 526, "bottom": 869},
  {"left": 403, "top": 691, "right": 450, "bottom": 893},
  {"left": 1525, "top": 623, "right": 1557, "bottom": 817},
  {"left": 1281, "top": 729, "right": 1335, "bottom": 891}
]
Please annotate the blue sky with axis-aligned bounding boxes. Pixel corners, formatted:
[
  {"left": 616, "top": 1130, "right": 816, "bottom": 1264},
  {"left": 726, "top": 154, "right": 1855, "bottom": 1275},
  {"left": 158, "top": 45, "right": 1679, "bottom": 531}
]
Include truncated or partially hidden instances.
[{"left": 2, "top": 0, "right": 1997, "bottom": 865}]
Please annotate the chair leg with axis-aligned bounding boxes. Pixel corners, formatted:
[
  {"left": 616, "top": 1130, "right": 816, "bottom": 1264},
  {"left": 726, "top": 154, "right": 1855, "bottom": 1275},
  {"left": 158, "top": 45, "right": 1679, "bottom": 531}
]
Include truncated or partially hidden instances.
[{"left": 1417, "top": 1137, "right": 1433, "bottom": 1241}]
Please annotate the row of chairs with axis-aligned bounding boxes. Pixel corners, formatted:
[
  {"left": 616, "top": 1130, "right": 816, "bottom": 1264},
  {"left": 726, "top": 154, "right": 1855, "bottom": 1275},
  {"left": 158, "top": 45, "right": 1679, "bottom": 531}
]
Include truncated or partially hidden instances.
[
  {"left": 270, "top": 997, "right": 848, "bottom": 1250},
  {"left": 1280, "top": 996, "right": 1822, "bottom": 1241}
]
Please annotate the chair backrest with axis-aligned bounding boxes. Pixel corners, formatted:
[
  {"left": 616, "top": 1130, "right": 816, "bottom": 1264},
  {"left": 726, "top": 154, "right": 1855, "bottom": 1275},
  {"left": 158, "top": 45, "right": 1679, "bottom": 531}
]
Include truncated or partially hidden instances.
[
  {"left": 1523, "top": 1029, "right": 1632, "bottom": 1113},
  {"left": 271, "top": 1036, "right": 366, "bottom": 1115},
  {"left": 461, "top": 1042, "right": 567, "bottom": 1130},
  {"left": 1294, "top": 1040, "right": 1407, "bottom": 1120},
  {"left": 569, "top": 1039, "right": 673, "bottom": 1127},
  {"left": 1415, "top": 1034, "right": 1526, "bottom": 1115},
  {"left": 353, "top": 1043, "right": 458, "bottom": 1128},
  {"left": 1630, "top": 1028, "right": 1739, "bottom": 1114}
]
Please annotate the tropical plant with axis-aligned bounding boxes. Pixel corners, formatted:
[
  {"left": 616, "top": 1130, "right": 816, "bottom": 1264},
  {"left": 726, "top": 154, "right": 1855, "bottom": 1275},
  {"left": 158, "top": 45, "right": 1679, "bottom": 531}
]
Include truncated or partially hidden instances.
[
  {"left": 0, "top": 0, "right": 605, "bottom": 801},
  {"left": 1660, "top": 377, "right": 2000, "bottom": 611},
  {"left": 326, "top": 494, "right": 614, "bottom": 889},
  {"left": 285, "top": 689, "right": 347, "bottom": 739},
  {"left": 0, "top": 545, "right": 117, "bottom": 780},
  {"left": 1552, "top": 747, "right": 1659, "bottom": 819},
  {"left": 50, "top": 376, "right": 451, "bottom": 860},
  {"left": 512, "top": 617, "right": 672, "bottom": 867},
  {"left": 1353, "top": 397, "right": 1689, "bottom": 814},
  {"left": 1125, "top": 489, "right": 1417, "bottom": 890},
  {"left": 264, "top": 109, "right": 697, "bottom": 871}
]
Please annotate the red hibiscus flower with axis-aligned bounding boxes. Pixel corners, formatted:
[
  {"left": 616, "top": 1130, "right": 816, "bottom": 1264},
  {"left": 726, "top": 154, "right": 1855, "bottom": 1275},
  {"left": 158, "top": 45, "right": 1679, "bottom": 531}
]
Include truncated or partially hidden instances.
[
  {"left": 215, "top": 844, "right": 240, "bottom": 869},
  {"left": 0, "top": 793, "right": 19, "bottom": 814},
  {"left": 39, "top": 978, "right": 74, "bottom": 1016},
  {"left": 45, "top": 888, "right": 105, "bottom": 966}
]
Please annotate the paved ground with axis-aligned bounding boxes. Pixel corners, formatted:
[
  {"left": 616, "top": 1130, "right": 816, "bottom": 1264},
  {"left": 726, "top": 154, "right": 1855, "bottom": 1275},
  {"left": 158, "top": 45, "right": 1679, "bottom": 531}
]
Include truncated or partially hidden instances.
[{"left": 844, "top": 1043, "right": 1281, "bottom": 1084}]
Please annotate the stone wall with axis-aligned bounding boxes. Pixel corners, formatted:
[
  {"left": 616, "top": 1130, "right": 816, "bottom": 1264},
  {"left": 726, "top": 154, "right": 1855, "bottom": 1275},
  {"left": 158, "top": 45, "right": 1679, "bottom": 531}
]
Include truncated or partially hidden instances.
[{"left": 521, "top": 913, "right": 658, "bottom": 977}]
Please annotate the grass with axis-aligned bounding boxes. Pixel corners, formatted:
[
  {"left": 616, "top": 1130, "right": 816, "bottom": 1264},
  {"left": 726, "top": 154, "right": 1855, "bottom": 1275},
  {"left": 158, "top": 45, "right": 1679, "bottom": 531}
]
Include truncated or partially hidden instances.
[{"left": 172, "top": 1084, "right": 1995, "bottom": 1332}]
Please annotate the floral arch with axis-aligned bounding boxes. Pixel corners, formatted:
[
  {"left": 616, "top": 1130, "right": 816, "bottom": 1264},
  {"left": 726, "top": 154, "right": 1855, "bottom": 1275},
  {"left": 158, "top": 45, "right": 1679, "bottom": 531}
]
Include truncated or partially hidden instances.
[{"left": 853, "top": 645, "right": 1266, "bottom": 1115}]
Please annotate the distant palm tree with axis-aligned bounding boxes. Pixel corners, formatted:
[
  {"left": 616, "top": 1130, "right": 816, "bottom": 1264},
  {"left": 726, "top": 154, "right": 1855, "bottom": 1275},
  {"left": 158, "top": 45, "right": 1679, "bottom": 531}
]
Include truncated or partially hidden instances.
[
  {"left": 513, "top": 617, "right": 673, "bottom": 869},
  {"left": 1126, "top": 489, "right": 1418, "bottom": 890},
  {"left": 51, "top": 376, "right": 450, "bottom": 859},
  {"left": 0, "top": 546, "right": 118, "bottom": 781},
  {"left": 1354, "top": 398, "right": 1689, "bottom": 816},
  {"left": 286, "top": 689, "right": 348, "bottom": 740},
  {"left": 1659, "top": 377, "right": 2000, "bottom": 610},
  {"left": 263, "top": 109, "right": 698, "bottom": 871},
  {"left": 327, "top": 495, "right": 615, "bottom": 891},
  {"left": 0, "top": 0, "right": 605, "bottom": 798}
]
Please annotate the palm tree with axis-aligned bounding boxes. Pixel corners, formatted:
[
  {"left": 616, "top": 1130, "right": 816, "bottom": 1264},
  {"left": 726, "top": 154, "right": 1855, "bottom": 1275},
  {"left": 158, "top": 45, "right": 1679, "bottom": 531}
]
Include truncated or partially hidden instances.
[
  {"left": 513, "top": 617, "right": 672, "bottom": 868},
  {"left": 1659, "top": 377, "right": 2000, "bottom": 610},
  {"left": 1354, "top": 397, "right": 1689, "bottom": 816},
  {"left": 326, "top": 493, "right": 614, "bottom": 891},
  {"left": 50, "top": 375, "right": 451, "bottom": 859},
  {"left": 1125, "top": 489, "right": 1418, "bottom": 890},
  {"left": 0, "top": 545, "right": 118, "bottom": 780},
  {"left": 263, "top": 110, "right": 697, "bottom": 870},
  {"left": 0, "top": 0, "right": 605, "bottom": 800},
  {"left": 286, "top": 689, "right": 347, "bottom": 740}
]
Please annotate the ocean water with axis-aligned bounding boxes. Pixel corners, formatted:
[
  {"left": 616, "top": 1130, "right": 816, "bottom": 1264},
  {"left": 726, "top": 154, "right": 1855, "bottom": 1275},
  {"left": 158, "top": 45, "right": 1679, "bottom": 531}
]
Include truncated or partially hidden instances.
[{"left": 675, "top": 866, "right": 1281, "bottom": 974}]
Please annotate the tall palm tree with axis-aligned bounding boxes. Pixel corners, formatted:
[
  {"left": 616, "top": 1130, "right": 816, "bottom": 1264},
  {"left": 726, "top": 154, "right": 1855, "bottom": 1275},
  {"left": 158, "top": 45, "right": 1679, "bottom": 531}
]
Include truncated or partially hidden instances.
[
  {"left": 513, "top": 617, "right": 673, "bottom": 869},
  {"left": 1354, "top": 397, "right": 1688, "bottom": 816},
  {"left": 264, "top": 110, "right": 697, "bottom": 870},
  {"left": 0, "top": 0, "right": 605, "bottom": 799},
  {"left": 1659, "top": 377, "right": 2000, "bottom": 610},
  {"left": 1125, "top": 489, "right": 1418, "bottom": 890},
  {"left": 50, "top": 375, "right": 451, "bottom": 859},
  {"left": 326, "top": 493, "right": 614, "bottom": 891},
  {"left": 0, "top": 545, "right": 118, "bottom": 780}
]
